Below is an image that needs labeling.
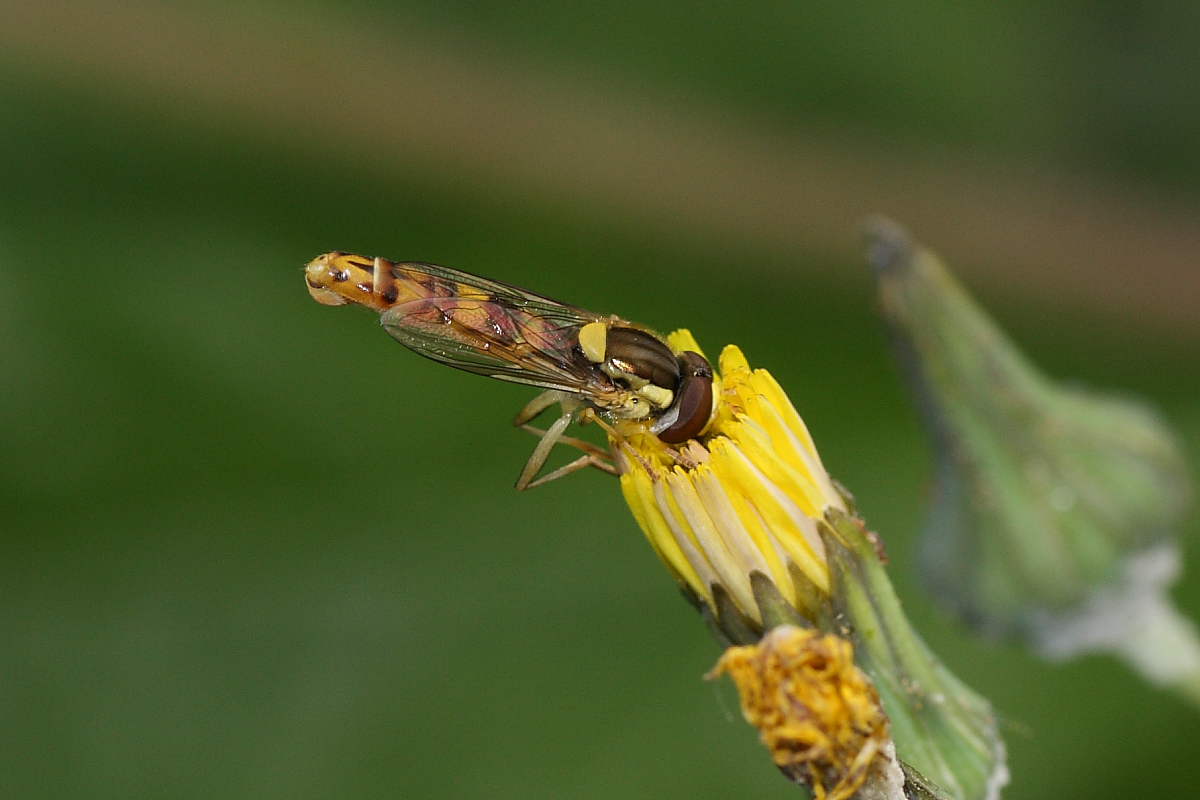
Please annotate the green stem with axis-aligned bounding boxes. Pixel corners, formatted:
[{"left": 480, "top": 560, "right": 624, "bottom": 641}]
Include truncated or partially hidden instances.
[{"left": 823, "top": 510, "right": 1007, "bottom": 800}]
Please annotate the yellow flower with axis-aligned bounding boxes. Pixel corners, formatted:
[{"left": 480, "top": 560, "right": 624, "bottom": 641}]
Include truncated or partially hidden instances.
[
  {"left": 709, "top": 626, "right": 896, "bottom": 800},
  {"left": 614, "top": 331, "right": 846, "bottom": 625}
]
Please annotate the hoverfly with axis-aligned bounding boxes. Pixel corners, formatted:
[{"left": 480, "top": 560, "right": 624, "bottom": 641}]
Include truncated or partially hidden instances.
[{"left": 305, "top": 252, "right": 716, "bottom": 489}]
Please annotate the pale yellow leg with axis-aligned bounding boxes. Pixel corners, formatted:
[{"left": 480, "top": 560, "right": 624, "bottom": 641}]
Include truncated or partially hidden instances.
[
  {"left": 512, "top": 399, "right": 623, "bottom": 488},
  {"left": 519, "top": 452, "right": 618, "bottom": 490},
  {"left": 517, "top": 424, "right": 615, "bottom": 464},
  {"left": 513, "top": 390, "right": 564, "bottom": 426},
  {"left": 515, "top": 410, "right": 575, "bottom": 490}
]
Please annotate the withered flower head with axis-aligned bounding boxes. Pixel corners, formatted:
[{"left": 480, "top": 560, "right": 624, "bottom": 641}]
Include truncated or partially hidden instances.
[{"left": 709, "top": 626, "right": 900, "bottom": 800}]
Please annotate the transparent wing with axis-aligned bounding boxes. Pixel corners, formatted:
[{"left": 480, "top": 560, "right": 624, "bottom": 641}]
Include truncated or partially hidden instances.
[
  {"left": 379, "top": 293, "right": 609, "bottom": 394},
  {"left": 391, "top": 262, "right": 603, "bottom": 328}
]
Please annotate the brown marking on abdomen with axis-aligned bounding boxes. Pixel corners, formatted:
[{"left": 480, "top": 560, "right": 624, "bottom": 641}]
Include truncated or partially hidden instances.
[{"left": 375, "top": 257, "right": 400, "bottom": 306}]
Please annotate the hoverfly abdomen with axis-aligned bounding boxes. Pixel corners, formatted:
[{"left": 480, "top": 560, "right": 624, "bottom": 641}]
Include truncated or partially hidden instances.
[
  {"left": 306, "top": 252, "right": 478, "bottom": 313},
  {"left": 306, "top": 252, "right": 399, "bottom": 311}
]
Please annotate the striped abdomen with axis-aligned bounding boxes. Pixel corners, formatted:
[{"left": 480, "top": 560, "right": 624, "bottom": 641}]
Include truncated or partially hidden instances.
[{"left": 304, "top": 252, "right": 484, "bottom": 312}]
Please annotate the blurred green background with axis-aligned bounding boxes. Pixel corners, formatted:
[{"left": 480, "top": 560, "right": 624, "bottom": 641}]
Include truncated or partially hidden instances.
[{"left": 2, "top": 2, "right": 1198, "bottom": 798}]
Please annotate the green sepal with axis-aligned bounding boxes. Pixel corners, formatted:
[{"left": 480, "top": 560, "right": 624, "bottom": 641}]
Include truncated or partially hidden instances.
[
  {"left": 751, "top": 571, "right": 811, "bottom": 631},
  {"left": 681, "top": 584, "right": 736, "bottom": 650},
  {"left": 788, "top": 562, "right": 833, "bottom": 628},
  {"left": 710, "top": 582, "right": 763, "bottom": 646}
]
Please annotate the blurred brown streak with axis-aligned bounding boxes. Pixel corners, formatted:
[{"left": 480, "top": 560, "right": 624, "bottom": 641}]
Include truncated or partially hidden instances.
[{"left": 6, "top": 1, "right": 1199, "bottom": 340}]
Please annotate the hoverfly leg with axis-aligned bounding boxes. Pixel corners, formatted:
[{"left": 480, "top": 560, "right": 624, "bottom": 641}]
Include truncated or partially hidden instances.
[
  {"left": 583, "top": 455, "right": 620, "bottom": 477},
  {"left": 515, "top": 409, "right": 577, "bottom": 490},
  {"left": 615, "top": 440, "right": 656, "bottom": 478},
  {"left": 517, "top": 424, "right": 617, "bottom": 469},
  {"left": 579, "top": 406, "right": 623, "bottom": 441},
  {"left": 513, "top": 390, "right": 566, "bottom": 427},
  {"left": 513, "top": 393, "right": 618, "bottom": 488},
  {"left": 520, "top": 452, "right": 618, "bottom": 490}
]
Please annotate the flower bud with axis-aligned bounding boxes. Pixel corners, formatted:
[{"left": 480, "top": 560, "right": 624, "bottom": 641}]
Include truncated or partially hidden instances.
[{"left": 866, "top": 217, "right": 1199, "bottom": 701}]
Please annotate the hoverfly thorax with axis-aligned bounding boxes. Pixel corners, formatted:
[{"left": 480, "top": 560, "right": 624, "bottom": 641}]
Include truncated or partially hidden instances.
[
  {"left": 304, "top": 251, "right": 717, "bottom": 487},
  {"left": 575, "top": 321, "right": 715, "bottom": 442}
]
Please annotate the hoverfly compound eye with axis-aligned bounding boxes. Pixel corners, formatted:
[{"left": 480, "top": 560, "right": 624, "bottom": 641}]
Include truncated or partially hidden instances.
[{"left": 653, "top": 351, "right": 715, "bottom": 444}]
